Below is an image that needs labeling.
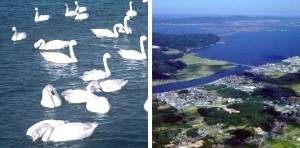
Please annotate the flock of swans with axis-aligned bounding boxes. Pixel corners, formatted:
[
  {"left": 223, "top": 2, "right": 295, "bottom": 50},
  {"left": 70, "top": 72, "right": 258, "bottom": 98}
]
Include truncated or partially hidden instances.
[{"left": 12, "top": 0, "right": 149, "bottom": 142}]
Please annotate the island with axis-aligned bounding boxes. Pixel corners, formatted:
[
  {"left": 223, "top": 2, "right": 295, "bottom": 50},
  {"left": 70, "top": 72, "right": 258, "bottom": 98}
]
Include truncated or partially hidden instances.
[
  {"left": 153, "top": 56, "right": 300, "bottom": 148},
  {"left": 153, "top": 33, "right": 235, "bottom": 86}
]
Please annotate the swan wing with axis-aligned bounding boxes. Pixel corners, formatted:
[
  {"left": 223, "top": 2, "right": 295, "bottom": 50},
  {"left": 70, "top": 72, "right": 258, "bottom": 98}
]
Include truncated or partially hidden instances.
[
  {"left": 78, "top": 7, "right": 87, "bottom": 13},
  {"left": 100, "top": 79, "right": 128, "bottom": 92},
  {"left": 26, "top": 120, "right": 68, "bottom": 136},
  {"left": 38, "top": 15, "right": 51, "bottom": 21},
  {"left": 90, "top": 29, "right": 114, "bottom": 37},
  {"left": 75, "top": 13, "right": 89, "bottom": 20},
  {"left": 144, "top": 99, "right": 149, "bottom": 112},
  {"left": 40, "top": 52, "right": 72, "bottom": 63},
  {"left": 118, "top": 49, "right": 146, "bottom": 60},
  {"left": 12, "top": 32, "right": 26, "bottom": 41},
  {"left": 126, "top": 10, "right": 137, "bottom": 17},
  {"left": 80, "top": 69, "right": 110, "bottom": 81},
  {"left": 86, "top": 97, "right": 110, "bottom": 114},
  {"left": 61, "top": 89, "right": 90, "bottom": 103},
  {"left": 49, "top": 122, "right": 98, "bottom": 141},
  {"left": 43, "top": 40, "right": 70, "bottom": 50}
]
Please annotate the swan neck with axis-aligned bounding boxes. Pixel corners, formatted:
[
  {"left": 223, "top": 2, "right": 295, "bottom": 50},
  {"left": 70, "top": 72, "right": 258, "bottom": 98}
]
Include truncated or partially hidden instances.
[
  {"left": 38, "top": 123, "right": 52, "bottom": 141},
  {"left": 65, "top": 6, "right": 69, "bottom": 15},
  {"left": 113, "top": 25, "right": 119, "bottom": 37},
  {"left": 35, "top": 11, "right": 38, "bottom": 21},
  {"left": 87, "top": 82, "right": 95, "bottom": 94},
  {"left": 103, "top": 57, "right": 111, "bottom": 75},
  {"left": 140, "top": 39, "right": 146, "bottom": 57},
  {"left": 124, "top": 18, "right": 128, "bottom": 28},
  {"left": 40, "top": 40, "right": 46, "bottom": 48},
  {"left": 69, "top": 44, "right": 77, "bottom": 62},
  {"left": 129, "top": 3, "right": 133, "bottom": 11}
]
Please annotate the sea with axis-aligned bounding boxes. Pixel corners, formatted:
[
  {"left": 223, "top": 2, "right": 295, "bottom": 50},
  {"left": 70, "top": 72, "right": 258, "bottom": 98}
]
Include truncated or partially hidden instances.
[
  {"left": 153, "top": 16, "right": 300, "bottom": 93},
  {"left": 0, "top": 0, "right": 148, "bottom": 147}
]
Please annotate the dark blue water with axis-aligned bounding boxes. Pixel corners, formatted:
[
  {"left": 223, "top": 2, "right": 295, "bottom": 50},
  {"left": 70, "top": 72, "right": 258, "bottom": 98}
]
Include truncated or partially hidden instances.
[
  {"left": 153, "top": 23, "right": 300, "bottom": 93},
  {"left": 0, "top": 0, "right": 148, "bottom": 147}
]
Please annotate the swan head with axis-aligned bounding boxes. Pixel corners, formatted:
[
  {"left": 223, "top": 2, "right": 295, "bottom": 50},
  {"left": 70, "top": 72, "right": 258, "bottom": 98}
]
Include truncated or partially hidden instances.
[
  {"left": 125, "top": 16, "right": 130, "bottom": 21},
  {"left": 45, "top": 84, "right": 53, "bottom": 92},
  {"left": 12, "top": 27, "right": 16, "bottom": 31},
  {"left": 70, "top": 40, "right": 77, "bottom": 46},
  {"left": 103, "top": 53, "right": 112, "bottom": 59},
  {"left": 75, "top": 1, "right": 78, "bottom": 5},
  {"left": 65, "top": 3, "right": 68, "bottom": 7},
  {"left": 34, "top": 39, "right": 43, "bottom": 48},
  {"left": 129, "top": 1, "right": 132, "bottom": 4},
  {"left": 115, "top": 23, "right": 124, "bottom": 29},
  {"left": 32, "top": 130, "right": 40, "bottom": 142},
  {"left": 35, "top": 7, "right": 38, "bottom": 11},
  {"left": 140, "top": 35, "right": 147, "bottom": 41}
]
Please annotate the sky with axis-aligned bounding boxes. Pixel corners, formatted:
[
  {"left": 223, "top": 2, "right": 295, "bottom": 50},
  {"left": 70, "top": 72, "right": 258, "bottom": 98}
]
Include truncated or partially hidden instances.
[{"left": 153, "top": 0, "right": 300, "bottom": 18}]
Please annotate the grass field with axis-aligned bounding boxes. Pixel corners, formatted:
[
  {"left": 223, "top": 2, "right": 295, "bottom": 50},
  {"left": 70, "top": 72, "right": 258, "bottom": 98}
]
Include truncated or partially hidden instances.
[
  {"left": 266, "top": 138, "right": 297, "bottom": 148},
  {"left": 153, "top": 53, "right": 235, "bottom": 86}
]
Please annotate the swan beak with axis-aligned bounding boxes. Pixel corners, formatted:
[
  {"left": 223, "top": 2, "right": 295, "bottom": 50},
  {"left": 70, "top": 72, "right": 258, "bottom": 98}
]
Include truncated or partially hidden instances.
[
  {"left": 33, "top": 46, "right": 37, "bottom": 48},
  {"left": 32, "top": 136, "right": 36, "bottom": 142},
  {"left": 96, "top": 84, "right": 101, "bottom": 92}
]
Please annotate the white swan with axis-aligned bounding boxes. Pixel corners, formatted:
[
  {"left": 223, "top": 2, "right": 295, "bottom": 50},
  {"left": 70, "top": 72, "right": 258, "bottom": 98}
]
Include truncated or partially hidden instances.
[
  {"left": 40, "top": 40, "right": 78, "bottom": 63},
  {"left": 118, "top": 35, "right": 147, "bottom": 60},
  {"left": 142, "top": 0, "right": 148, "bottom": 3},
  {"left": 11, "top": 27, "right": 26, "bottom": 41},
  {"left": 90, "top": 23, "right": 124, "bottom": 38},
  {"left": 41, "top": 84, "right": 62, "bottom": 108},
  {"left": 75, "top": 1, "right": 87, "bottom": 13},
  {"left": 98, "top": 79, "right": 128, "bottom": 92},
  {"left": 31, "top": 122, "right": 98, "bottom": 142},
  {"left": 144, "top": 99, "right": 149, "bottom": 112},
  {"left": 75, "top": 10, "right": 89, "bottom": 20},
  {"left": 126, "top": 1, "right": 137, "bottom": 17},
  {"left": 65, "top": 3, "right": 76, "bottom": 17},
  {"left": 61, "top": 81, "right": 99, "bottom": 103},
  {"left": 86, "top": 96, "right": 110, "bottom": 114},
  {"left": 118, "top": 16, "right": 132, "bottom": 34},
  {"left": 80, "top": 53, "right": 112, "bottom": 81},
  {"left": 27, "top": 120, "right": 68, "bottom": 136},
  {"left": 35, "top": 7, "right": 50, "bottom": 22},
  {"left": 34, "top": 39, "right": 70, "bottom": 50}
]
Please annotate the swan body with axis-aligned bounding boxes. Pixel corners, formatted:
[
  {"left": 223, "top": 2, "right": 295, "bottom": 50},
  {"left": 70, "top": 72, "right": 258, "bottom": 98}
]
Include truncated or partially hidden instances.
[
  {"left": 144, "top": 99, "right": 149, "bottom": 112},
  {"left": 40, "top": 40, "right": 78, "bottom": 63},
  {"left": 41, "top": 84, "right": 62, "bottom": 108},
  {"left": 34, "top": 39, "right": 70, "bottom": 50},
  {"left": 65, "top": 3, "right": 76, "bottom": 17},
  {"left": 118, "top": 16, "right": 132, "bottom": 34},
  {"left": 11, "top": 27, "right": 26, "bottom": 41},
  {"left": 80, "top": 53, "right": 112, "bottom": 81},
  {"left": 75, "top": 11, "right": 89, "bottom": 20},
  {"left": 90, "top": 24, "right": 124, "bottom": 38},
  {"left": 86, "top": 96, "right": 110, "bottom": 114},
  {"left": 142, "top": 0, "right": 148, "bottom": 3},
  {"left": 27, "top": 120, "right": 68, "bottom": 136},
  {"left": 118, "top": 35, "right": 147, "bottom": 60},
  {"left": 75, "top": 1, "right": 87, "bottom": 13},
  {"left": 99, "top": 79, "right": 128, "bottom": 92},
  {"left": 126, "top": 1, "right": 137, "bottom": 17},
  {"left": 31, "top": 122, "right": 98, "bottom": 142},
  {"left": 35, "top": 7, "right": 50, "bottom": 22},
  {"left": 61, "top": 81, "right": 99, "bottom": 103}
]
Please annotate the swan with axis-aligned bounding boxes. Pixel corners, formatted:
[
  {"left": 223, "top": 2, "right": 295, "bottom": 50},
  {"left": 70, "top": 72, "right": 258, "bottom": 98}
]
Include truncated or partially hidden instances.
[
  {"left": 61, "top": 81, "right": 99, "bottom": 103},
  {"left": 31, "top": 122, "right": 98, "bottom": 142},
  {"left": 142, "top": 0, "right": 148, "bottom": 3},
  {"left": 34, "top": 39, "right": 70, "bottom": 50},
  {"left": 75, "top": 1, "right": 87, "bottom": 13},
  {"left": 80, "top": 53, "right": 112, "bottom": 81},
  {"left": 75, "top": 10, "right": 89, "bottom": 20},
  {"left": 11, "top": 27, "right": 26, "bottom": 41},
  {"left": 144, "top": 99, "right": 149, "bottom": 112},
  {"left": 90, "top": 23, "right": 124, "bottom": 38},
  {"left": 126, "top": 1, "right": 137, "bottom": 17},
  {"left": 40, "top": 40, "right": 78, "bottom": 63},
  {"left": 118, "top": 35, "right": 147, "bottom": 60},
  {"left": 86, "top": 96, "right": 110, "bottom": 114},
  {"left": 27, "top": 120, "right": 68, "bottom": 136},
  {"left": 65, "top": 3, "right": 76, "bottom": 17},
  {"left": 118, "top": 16, "right": 132, "bottom": 34},
  {"left": 98, "top": 79, "right": 128, "bottom": 92},
  {"left": 41, "top": 84, "right": 62, "bottom": 108},
  {"left": 35, "top": 7, "right": 50, "bottom": 22}
]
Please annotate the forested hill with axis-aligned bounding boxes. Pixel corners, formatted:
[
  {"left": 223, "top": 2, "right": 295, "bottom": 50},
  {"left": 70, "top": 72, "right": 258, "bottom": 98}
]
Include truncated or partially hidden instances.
[{"left": 153, "top": 32, "right": 220, "bottom": 52}]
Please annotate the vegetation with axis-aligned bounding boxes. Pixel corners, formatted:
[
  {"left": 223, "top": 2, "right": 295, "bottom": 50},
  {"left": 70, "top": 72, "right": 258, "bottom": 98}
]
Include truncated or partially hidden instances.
[
  {"left": 153, "top": 32, "right": 220, "bottom": 52},
  {"left": 186, "top": 128, "right": 199, "bottom": 137}
]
